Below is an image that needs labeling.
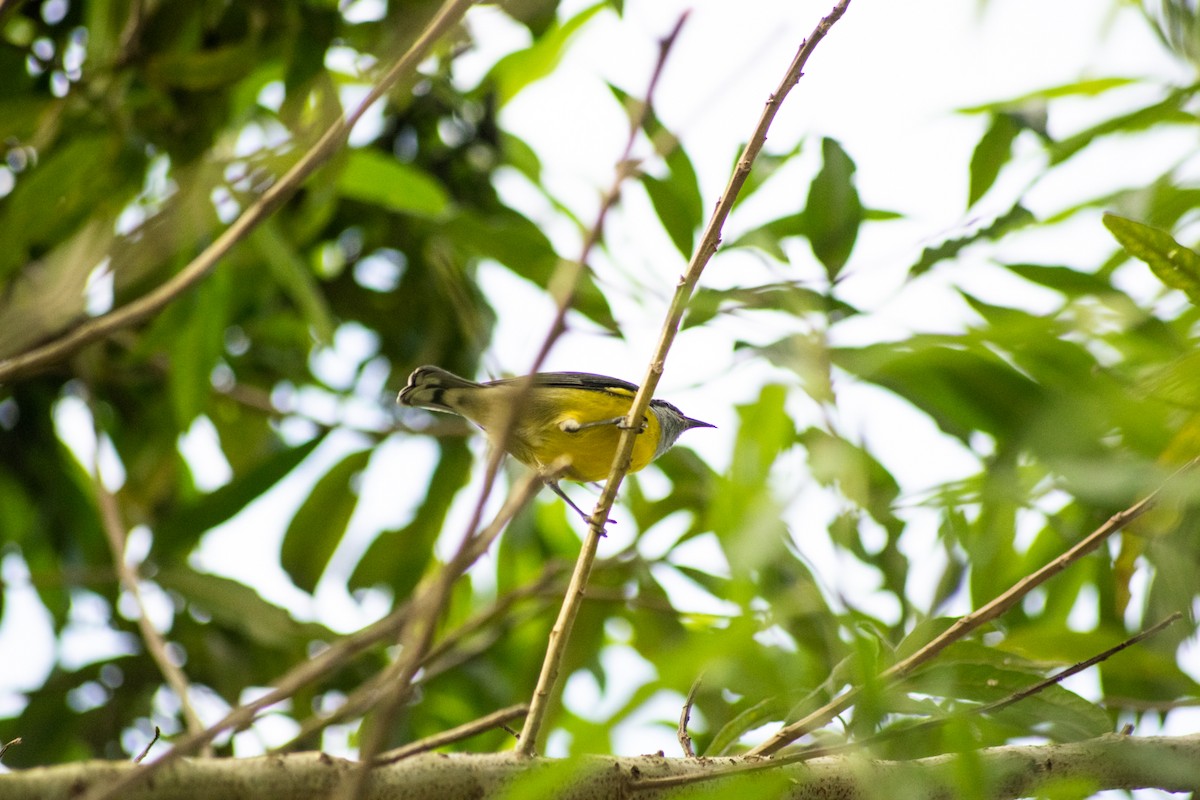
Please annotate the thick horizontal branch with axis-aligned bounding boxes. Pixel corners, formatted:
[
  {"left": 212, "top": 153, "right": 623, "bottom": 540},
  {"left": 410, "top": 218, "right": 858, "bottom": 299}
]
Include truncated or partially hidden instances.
[{"left": 3, "top": 734, "right": 1198, "bottom": 800}]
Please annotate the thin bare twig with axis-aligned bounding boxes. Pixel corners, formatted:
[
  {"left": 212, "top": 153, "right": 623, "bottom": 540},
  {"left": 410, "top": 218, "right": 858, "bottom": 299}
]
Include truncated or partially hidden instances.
[
  {"left": 132, "top": 728, "right": 161, "bottom": 764},
  {"left": 374, "top": 704, "right": 529, "bottom": 765},
  {"left": 0, "top": 738, "right": 21, "bottom": 760},
  {"left": 678, "top": 675, "right": 703, "bottom": 758},
  {"left": 748, "top": 456, "right": 1200, "bottom": 757},
  {"left": 0, "top": 0, "right": 478, "bottom": 383},
  {"left": 518, "top": 0, "right": 854, "bottom": 756}
]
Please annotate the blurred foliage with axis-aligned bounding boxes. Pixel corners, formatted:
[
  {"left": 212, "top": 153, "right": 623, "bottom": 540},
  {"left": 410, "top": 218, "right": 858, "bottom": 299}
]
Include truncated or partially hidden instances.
[{"left": 0, "top": 0, "right": 1199, "bottom": 786}]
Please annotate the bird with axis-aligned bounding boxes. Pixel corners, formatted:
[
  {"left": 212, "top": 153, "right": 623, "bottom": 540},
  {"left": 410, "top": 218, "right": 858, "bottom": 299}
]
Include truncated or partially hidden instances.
[{"left": 397, "top": 365, "right": 714, "bottom": 521}]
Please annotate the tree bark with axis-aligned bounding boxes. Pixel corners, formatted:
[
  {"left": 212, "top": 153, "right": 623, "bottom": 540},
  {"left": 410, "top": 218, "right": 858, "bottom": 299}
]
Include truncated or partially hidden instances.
[{"left": 2, "top": 733, "right": 1198, "bottom": 800}]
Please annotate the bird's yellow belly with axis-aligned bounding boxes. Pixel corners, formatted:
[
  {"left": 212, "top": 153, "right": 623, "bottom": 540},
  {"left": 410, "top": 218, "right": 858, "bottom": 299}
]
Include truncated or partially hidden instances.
[{"left": 483, "top": 388, "right": 661, "bottom": 482}]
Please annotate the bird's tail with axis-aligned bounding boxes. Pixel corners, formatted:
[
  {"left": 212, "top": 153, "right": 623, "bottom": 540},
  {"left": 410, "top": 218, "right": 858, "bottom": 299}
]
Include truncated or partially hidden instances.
[{"left": 397, "top": 366, "right": 481, "bottom": 412}]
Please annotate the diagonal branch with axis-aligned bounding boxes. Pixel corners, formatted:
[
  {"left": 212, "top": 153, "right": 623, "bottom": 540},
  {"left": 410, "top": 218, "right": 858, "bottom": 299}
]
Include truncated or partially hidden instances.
[
  {"left": 88, "top": 411, "right": 207, "bottom": 747},
  {"left": 516, "top": 0, "right": 855, "bottom": 757}
]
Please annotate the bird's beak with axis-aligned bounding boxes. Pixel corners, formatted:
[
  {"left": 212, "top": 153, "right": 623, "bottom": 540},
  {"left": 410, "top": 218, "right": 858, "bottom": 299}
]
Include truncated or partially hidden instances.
[{"left": 685, "top": 417, "right": 716, "bottom": 430}]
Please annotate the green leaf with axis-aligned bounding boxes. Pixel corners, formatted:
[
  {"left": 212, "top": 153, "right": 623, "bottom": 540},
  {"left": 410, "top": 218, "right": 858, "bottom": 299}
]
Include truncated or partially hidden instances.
[
  {"left": 1103, "top": 213, "right": 1200, "bottom": 305},
  {"left": 447, "top": 210, "right": 618, "bottom": 333},
  {"left": 488, "top": 2, "right": 605, "bottom": 106},
  {"left": 252, "top": 219, "right": 336, "bottom": 345},
  {"left": 724, "top": 212, "right": 806, "bottom": 260},
  {"left": 0, "top": 135, "right": 126, "bottom": 281},
  {"left": 145, "top": 39, "right": 260, "bottom": 91},
  {"left": 1050, "top": 89, "right": 1196, "bottom": 165},
  {"left": 1005, "top": 263, "right": 1114, "bottom": 297},
  {"left": 710, "top": 385, "right": 795, "bottom": 577},
  {"left": 154, "top": 437, "right": 324, "bottom": 561},
  {"left": 642, "top": 170, "right": 699, "bottom": 259},
  {"left": 706, "top": 697, "right": 784, "bottom": 756},
  {"left": 755, "top": 330, "right": 844, "bottom": 405},
  {"left": 957, "top": 77, "right": 1138, "bottom": 113},
  {"left": 349, "top": 438, "right": 472, "bottom": 595},
  {"left": 336, "top": 149, "right": 449, "bottom": 218},
  {"left": 281, "top": 447, "right": 373, "bottom": 594},
  {"left": 156, "top": 565, "right": 335, "bottom": 650},
  {"left": 798, "top": 428, "right": 900, "bottom": 521},
  {"left": 735, "top": 139, "right": 805, "bottom": 207},
  {"left": 833, "top": 340, "right": 1044, "bottom": 443},
  {"left": 909, "top": 203, "right": 1035, "bottom": 277},
  {"left": 606, "top": 83, "right": 703, "bottom": 259},
  {"left": 684, "top": 283, "right": 855, "bottom": 330},
  {"left": 968, "top": 114, "right": 1021, "bottom": 207},
  {"left": 166, "top": 264, "right": 232, "bottom": 429},
  {"left": 806, "top": 137, "right": 863, "bottom": 281}
]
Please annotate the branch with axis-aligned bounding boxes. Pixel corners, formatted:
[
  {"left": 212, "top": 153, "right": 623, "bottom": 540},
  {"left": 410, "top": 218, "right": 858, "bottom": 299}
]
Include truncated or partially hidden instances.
[
  {"left": 748, "top": 455, "right": 1200, "bottom": 756},
  {"left": 91, "top": 438, "right": 206, "bottom": 745},
  {"left": 0, "top": 0, "right": 478, "bottom": 383},
  {"left": 374, "top": 704, "right": 528, "bottom": 765},
  {"left": 5, "top": 735, "right": 1199, "bottom": 800},
  {"left": 517, "top": 0, "right": 855, "bottom": 757},
  {"left": 513, "top": 13, "right": 693, "bottom": 756},
  {"left": 677, "top": 676, "right": 702, "bottom": 758}
]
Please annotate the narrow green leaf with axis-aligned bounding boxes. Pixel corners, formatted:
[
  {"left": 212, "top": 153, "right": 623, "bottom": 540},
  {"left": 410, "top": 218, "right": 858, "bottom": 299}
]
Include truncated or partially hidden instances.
[
  {"left": 1103, "top": 213, "right": 1200, "bottom": 305},
  {"left": 957, "top": 76, "right": 1138, "bottom": 114},
  {"left": 252, "top": 220, "right": 336, "bottom": 345},
  {"left": 684, "top": 283, "right": 854, "bottom": 330},
  {"left": 607, "top": 82, "right": 703, "bottom": 259},
  {"left": 154, "top": 437, "right": 324, "bottom": 560},
  {"left": 735, "top": 140, "right": 805, "bottom": 207},
  {"left": 909, "top": 204, "right": 1035, "bottom": 277},
  {"left": 707, "top": 697, "right": 785, "bottom": 756},
  {"left": 724, "top": 212, "right": 806, "bottom": 260},
  {"left": 336, "top": 149, "right": 449, "bottom": 218},
  {"left": 968, "top": 114, "right": 1020, "bottom": 207},
  {"left": 1005, "top": 263, "right": 1114, "bottom": 296},
  {"left": 349, "top": 439, "right": 472, "bottom": 594},
  {"left": 1050, "top": 90, "right": 1195, "bottom": 165},
  {"left": 281, "top": 448, "right": 373, "bottom": 594},
  {"left": 488, "top": 2, "right": 605, "bottom": 106},
  {"left": 833, "top": 341, "right": 1044, "bottom": 442},
  {"left": 167, "top": 264, "right": 231, "bottom": 429},
  {"left": 806, "top": 137, "right": 863, "bottom": 281},
  {"left": 156, "top": 566, "right": 335, "bottom": 650}
]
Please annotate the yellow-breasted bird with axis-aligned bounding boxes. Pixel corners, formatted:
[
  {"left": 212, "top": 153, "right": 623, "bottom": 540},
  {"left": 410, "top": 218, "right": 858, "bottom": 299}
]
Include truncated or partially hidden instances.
[{"left": 397, "top": 366, "right": 714, "bottom": 520}]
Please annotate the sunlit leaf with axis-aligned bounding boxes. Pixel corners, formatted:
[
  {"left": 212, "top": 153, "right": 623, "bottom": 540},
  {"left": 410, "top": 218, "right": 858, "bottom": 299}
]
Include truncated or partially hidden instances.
[
  {"left": 488, "top": 2, "right": 605, "bottom": 106},
  {"left": 154, "top": 436, "right": 324, "bottom": 560},
  {"left": 336, "top": 149, "right": 449, "bottom": 218},
  {"left": 349, "top": 439, "right": 472, "bottom": 595},
  {"left": 281, "top": 447, "right": 373, "bottom": 594},
  {"left": 806, "top": 137, "right": 863, "bottom": 281},
  {"left": 909, "top": 203, "right": 1035, "bottom": 277},
  {"left": 968, "top": 113, "right": 1021, "bottom": 207},
  {"left": 1103, "top": 213, "right": 1200, "bottom": 305}
]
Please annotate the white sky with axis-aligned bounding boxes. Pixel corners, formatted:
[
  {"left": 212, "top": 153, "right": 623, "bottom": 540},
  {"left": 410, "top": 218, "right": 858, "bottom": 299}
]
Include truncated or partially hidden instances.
[{"left": 2, "top": 0, "right": 1197, "bottom": 781}]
